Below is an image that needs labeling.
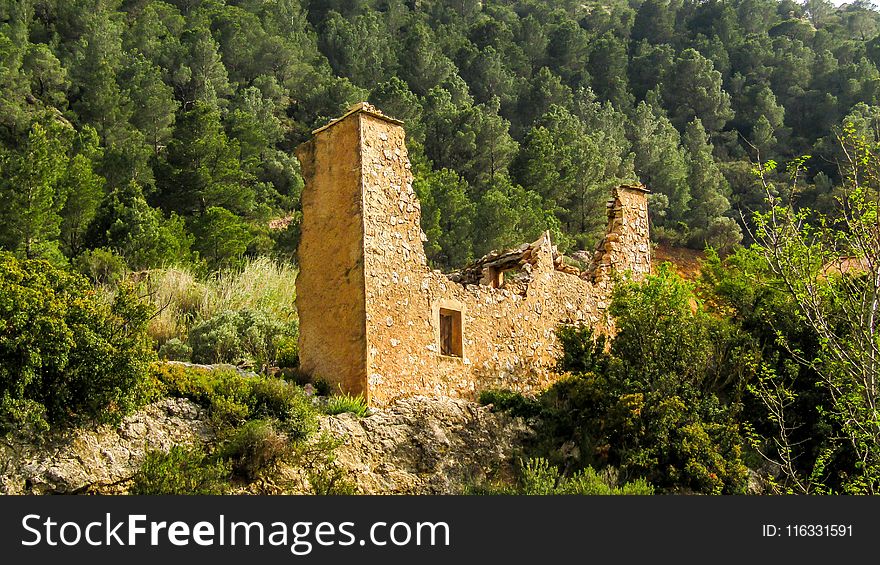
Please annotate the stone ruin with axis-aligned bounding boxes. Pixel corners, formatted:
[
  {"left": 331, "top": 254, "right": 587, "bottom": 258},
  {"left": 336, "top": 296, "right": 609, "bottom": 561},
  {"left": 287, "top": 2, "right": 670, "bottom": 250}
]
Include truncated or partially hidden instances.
[{"left": 294, "top": 103, "right": 651, "bottom": 406}]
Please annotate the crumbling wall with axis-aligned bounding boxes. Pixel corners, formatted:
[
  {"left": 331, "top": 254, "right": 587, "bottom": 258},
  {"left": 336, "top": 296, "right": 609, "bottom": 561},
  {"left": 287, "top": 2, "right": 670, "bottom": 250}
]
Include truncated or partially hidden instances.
[
  {"left": 589, "top": 184, "right": 652, "bottom": 283},
  {"left": 297, "top": 104, "right": 651, "bottom": 406},
  {"left": 294, "top": 113, "right": 369, "bottom": 398}
]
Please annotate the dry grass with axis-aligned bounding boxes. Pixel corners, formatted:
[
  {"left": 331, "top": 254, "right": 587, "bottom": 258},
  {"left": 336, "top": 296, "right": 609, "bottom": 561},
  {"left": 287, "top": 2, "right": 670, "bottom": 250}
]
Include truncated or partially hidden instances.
[{"left": 142, "top": 257, "right": 298, "bottom": 344}]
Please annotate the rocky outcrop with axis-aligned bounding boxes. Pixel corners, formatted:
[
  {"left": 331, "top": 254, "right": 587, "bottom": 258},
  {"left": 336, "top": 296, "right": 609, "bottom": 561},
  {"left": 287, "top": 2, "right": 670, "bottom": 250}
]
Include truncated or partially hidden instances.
[
  {"left": 322, "top": 395, "right": 532, "bottom": 494},
  {"left": 0, "top": 399, "right": 213, "bottom": 495},
  {"left": 0, "top": 395, "right": 531, "bottom": 495}
]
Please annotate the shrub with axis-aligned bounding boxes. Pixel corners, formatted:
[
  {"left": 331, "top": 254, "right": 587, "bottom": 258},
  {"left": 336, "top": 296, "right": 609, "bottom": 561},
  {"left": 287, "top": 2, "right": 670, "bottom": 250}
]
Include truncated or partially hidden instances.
[
  {"left": 275, "top": 335, "right": 299, "bottom": 368},
  {"left": 73, "top": 248, "right": 128, "bottom": 286},
  {"left": 144, "top": 257, "right": 298, "bottom": 347},
  {"left": 473, "top": 458, "right": 653, "bottom": 495},
  {"left": 294, "top": 434, "right": 357, "bottom": 495},
  {"left": 0, "top": 253, "right": 154, "bottom": 432},
  {"left": 249, "top": 377, "right": 317, "bottom": 439},
  {"left": 534, "top": 266, "right": 751, "bottom": 494},
  {"left": 188, "top": 308, "right": 295, "bottom": 368},
  {"left": 130, "top": 446, "right": 230, "bottom": 495},
  {"left": 478, "top": 389, "right": 541, "bottom": 418},
  {"left": 313, "top": 378, "right": 331, "bottom": 396},
  {"left": 324, "top": 393, "right": 369, "bottom": 417},
  {"left": 221, "top": 419, "right": 289, "bottom": 480},
  {"left": 518, "top": 458, "right": 654, "bottom": 495},
  {"left": 158, "top": 338, "right": 192, "bottom": 361},
  {"left": 483, "top": 266, "right": 752, "bottom": 494},
  {"left": 150, "top": 363, "right": 317, "bottom": 437}
]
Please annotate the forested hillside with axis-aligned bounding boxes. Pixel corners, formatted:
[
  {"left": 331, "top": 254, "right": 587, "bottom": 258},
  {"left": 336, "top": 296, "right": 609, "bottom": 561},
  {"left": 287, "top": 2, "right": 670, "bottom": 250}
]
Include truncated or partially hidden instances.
[{"left": 2, "top": 0, "right": 880, "bottom": 271}]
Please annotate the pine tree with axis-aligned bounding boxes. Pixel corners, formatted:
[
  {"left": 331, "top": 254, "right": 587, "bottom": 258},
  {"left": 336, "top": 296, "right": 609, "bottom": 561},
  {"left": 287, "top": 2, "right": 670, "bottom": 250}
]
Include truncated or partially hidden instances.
[
  {"left": 155, "top": 102, "right": 253, "bottom": 216},
  {"left": 0, "top": 123, "right": 69, "bottom": 259},
  {"left": 682, "top": 118, "right": 739, "bottom": 248},
  {"left": 662, "top": 48, "right": 734, "bottom": 133},
  {"left": 629, "top": 100, "right": 690, "bottom": 233},
  {"left": 59, "top": 126, "right": 105, "bottom": 257},
  {"left": 413, "top": 166, "right": 475, "bottom": 269}
]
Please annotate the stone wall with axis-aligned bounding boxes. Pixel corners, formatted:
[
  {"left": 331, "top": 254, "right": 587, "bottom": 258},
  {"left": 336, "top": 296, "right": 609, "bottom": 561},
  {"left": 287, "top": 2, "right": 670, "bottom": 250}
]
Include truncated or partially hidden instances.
[
  {"left": 296, "top": 103, "right": 651, "bottom": 406},
  {"left": 295, "top": 112, "right": 370, "bottom": 397}
]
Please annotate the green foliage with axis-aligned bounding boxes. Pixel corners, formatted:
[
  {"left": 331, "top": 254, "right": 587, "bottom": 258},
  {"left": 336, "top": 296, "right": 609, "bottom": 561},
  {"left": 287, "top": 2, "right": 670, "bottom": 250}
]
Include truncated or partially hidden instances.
[
  {"left": 512, "top": 103, "right": 635, "bottom": 250},
  {"left": 478, "top": 389, "right": 541, "bottom": 419},
  {"left": 413, "top": 165, "right": 475, "bottom": 269},
  {"left": 476, "top": 458, "right": 653, "bottom": 495},
  {"left": 323, "top": 393, "right": 368, "bottom": 417},
  {"left": 661, "top": 48, "right": 734, "bottom": 133},
  {"left": 274, "top": 335, "right": 299, "bottom": 369},
  {"left": 130, "top": 446, "right": 230, "bottom": 495},
  {"left": 144, "top": 257, "right": 298, "bottom": 346},
  {"left": 313, "top": 378, "right": 332, "bottom": 397},
  {"left": 72, "top": 247, "right": 128, "bottom": 286},
  {"left": 629, "top": 100, "right": 690, "bottom": 231},
  {"left": 155, "top": 103, "right": 253, "bottom": 217},
  {"left": 682, "top": 118, "right": 740, "bottom": 250},
  {"left": 516, "top": 458, "right": 654, "bottom": 495},
  {"left": 298, "top": 433, "right": 358, "bottom": 495},
  {"left": 488, "top": 266, "right": 752, "bottom": 494},
  {"left": 86, "top": 182, "right": 193, "bottom": 270},
  {"left": 151, "top": 363, "right": 317, "bottom": 439},
  {"left": 0, "top": 122, "right": 69, "bottom": 260},
  {"left": 220, "top": 419, "right": 290, "bottom": 480},
  {"left": 0, "top": 0, "right": 878, "bottom": 264},
  {"left": 742, "top": 132, "right": 880, "bottom": 494},
  {"left": 187, "top": 308, "right": 296, "bottom": 368},
  {"left": 191, "top": 206, "right": 254, "bottom": 269},
  {"left": 157, "top": 338, "right": 192, "bottom": 362},
  {"left": 0, "top": 252, "right": 154, "bottom": 433}
]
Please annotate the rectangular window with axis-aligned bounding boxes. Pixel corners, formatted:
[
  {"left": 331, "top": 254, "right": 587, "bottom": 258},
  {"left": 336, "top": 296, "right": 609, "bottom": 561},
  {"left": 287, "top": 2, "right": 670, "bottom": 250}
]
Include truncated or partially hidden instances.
[
  {"left": 487, "top": 266, "right": 504, "bottom": 288},
  {"left": 439, "top": 308, "right": 463, "bottom": 358}
]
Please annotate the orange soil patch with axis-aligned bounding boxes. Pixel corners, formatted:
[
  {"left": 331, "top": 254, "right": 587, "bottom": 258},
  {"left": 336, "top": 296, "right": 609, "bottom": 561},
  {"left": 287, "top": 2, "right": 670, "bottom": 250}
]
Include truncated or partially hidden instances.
[{"left": 652, "top": 244, "right": 705, "bottom": 281}]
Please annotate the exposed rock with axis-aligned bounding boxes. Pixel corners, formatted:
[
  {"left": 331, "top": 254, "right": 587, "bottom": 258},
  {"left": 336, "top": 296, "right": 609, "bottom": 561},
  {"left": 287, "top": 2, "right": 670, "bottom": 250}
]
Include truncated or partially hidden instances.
[
  {"left": 0, "top": 395, "right": 531, "bottom": 495},
  {"left": 322, "top": 395, "right": 532, "bottom": 494},
  {"left": 0, "top": 399, "right": 213, "bottom": 495}
]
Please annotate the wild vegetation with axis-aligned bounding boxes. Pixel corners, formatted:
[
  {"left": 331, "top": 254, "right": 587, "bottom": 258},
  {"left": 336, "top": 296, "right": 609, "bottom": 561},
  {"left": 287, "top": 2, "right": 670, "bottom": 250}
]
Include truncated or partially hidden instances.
[
  {"left": 132, "top": 363, "right": 357, "bottom": 494},
  {"left": 1, "top": 0, "right": 879, "bottom": 494}
]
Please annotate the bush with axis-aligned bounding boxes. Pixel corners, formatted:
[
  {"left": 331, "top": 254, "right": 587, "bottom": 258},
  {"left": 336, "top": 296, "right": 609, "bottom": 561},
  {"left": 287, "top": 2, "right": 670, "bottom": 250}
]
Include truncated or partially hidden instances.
[
  {"left": 144, "top": 257, "right": 298, "bottom": 348},
  {"left": 150, "top": 363, "right": 317, "bottom": 437},
  {"left": 158, "top": 338, "right": 192, "bottom": 361},
  {"left": 313, "top": 378, "right": 331, "bottom": 396},
  {"left": 473, "top": 458, "right": 653, "bottom": 495},
  {"left": 275, "top": 335, "right": 299, "bottom": 368},
  {"left": 518, "top": 458, "right": 653, "bottom": 495},
  {"left": 221, "top": 419, "right": 289, "bottom": 480},
  {"left": 72, "top": 248, "right": 128, "bottom": 286},
  {"left": 485, "top": 266, "right": 751, "bottom": 494},
  {"left": 294, "top": 434, "right": 358, "bottom": 495},
  {"left": 535, "top": 266, "right": 751, "bottom": 494},
  {"left": 188, "top": 308, "right": 296, "bottom": 368},
  {"left": 0, "top": 253, "right": 154, "bottom": 432},
  {"left": 130, "top": 446, "right": 230, "bottom": 495},
  {"left": 478, "top": 389, "right": 541, "bottom": 418},
  {"left": 324, "top": 393, "right": 369, "bottom": 417},
  {"left": 249, "top": 377, "right": 317, "bottom": 439}
]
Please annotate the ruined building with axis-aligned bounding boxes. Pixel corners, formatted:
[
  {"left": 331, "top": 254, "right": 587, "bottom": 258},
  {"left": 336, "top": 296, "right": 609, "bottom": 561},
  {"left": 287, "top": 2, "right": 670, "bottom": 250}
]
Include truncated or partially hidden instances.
[{"left": 295, "top": 103, "right": 651, "bottom": 406}]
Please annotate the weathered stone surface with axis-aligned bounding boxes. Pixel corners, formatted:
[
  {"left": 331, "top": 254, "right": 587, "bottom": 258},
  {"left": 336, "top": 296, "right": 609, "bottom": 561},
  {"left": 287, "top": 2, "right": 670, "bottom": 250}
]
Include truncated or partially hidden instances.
[
  {"left": 0, "top": 399, "right": 213, "bottom": 494},
  {"left": 296, "top": 103, "right": 652, "bottom": 406},
  {"left": 0, "top": 396, "right": 529, "bottom": 495},
  {"left": 321, "top": 395, "right": 532, "bottom": 494}
]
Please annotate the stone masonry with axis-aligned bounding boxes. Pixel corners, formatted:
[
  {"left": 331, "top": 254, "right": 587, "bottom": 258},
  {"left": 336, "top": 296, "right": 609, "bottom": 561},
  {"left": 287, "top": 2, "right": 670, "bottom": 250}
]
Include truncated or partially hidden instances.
[{"left": 295, "top": 103, "right": 651, "bottom": 406}]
